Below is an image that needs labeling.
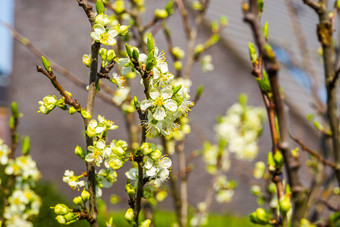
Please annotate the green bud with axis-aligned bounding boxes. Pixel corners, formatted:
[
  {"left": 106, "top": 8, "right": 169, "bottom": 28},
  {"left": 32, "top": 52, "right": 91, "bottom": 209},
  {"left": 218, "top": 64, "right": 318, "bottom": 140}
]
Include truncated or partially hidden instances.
[
  {"left": 133, "top": 96, "right": 140, "bottom": 109},
  {"left": 54, "top": 203, "right": 69, "bottom": 215},
  {"left": 192, "top": 1, "right": 203, "bottom": 11},
  {"left": 250, "top": 185, "right": 261, "bottom": 197},
  {"left": 194, "top": 44, "right": 204, "bottom": 55},
  {"left": 274, "top": 151, "right": 284, "bottom": 169},
  {"left": 313, "top": 120, "right": 324, "bottom": 131},
  {"left": 150, "top": 149, "right": 161, "bottom": 160},
  {"left": 239, "top": 93, "right": 248, "bottom": 106},
  {"left": 172, "top": 85, "right": 182, "bottom": 96},
  {"left": 172, "top": 47, "right": 185, "bottom": 59},
  {"left": 279, "top": 195, "right": 292, "bottom": 216},
  {"left": 56, "top": 215, "right": 67, "bottom": 224},
  {"left": 154, "top": 9, "right": 168, "bottom": 19},
  {"left": 73, "top": 196, "right": 83, "bottom": 205},
  {"left": 21, "top": 136, "right": 30, "bottom": 155},
  {"left": 248, "top": 42, "right": 258, "bottom": 64},
  {"left": 125, "top": 43, "right": 132, "bottom": 58},
  {"left": 113, "top": 0, "right": 125, "bottom": 14},
  {"left": 110, "top": 194, "right": 120, "bottom": 204},
  {"left": 132, "top": 48, "right": 139, "bottom": 63},
  {"left": 11, "top": 102, "right": 20, "bottom": 119},
  {"left": 64, "top": 212, "right": 78, "bottom": 222},
  {"left": 81, "top": 189, "right": 91, "bottom": 202},
  {"left": 174, "top": 61, "right": 182, "bottom": 70},
  {"left": 125, "top": 183, "right": 136, "bottom": 196},
  {"left": 107, "top": 50, "right": 116, "bottom": 62},
  {"left": 99, "top": 48, "right": 108, "bottom": 61},
  {"left": 220, "top": 16, "right": 228, "bottom": 26},
  {"left": 82, "top": 54, "right": 91, "bottom": 67},
  {"left": 119, "top": 25, "right": 129, "bottom": 36},
  {"left": 75, "top": 145, "right": 86, "bottom": 159},
  {"left": 41, "top": 56, "right": 52, "bottom": 73},
  {"left": 262, "top": 21, "right": 268, "bottom": 40},
  {"left": 143, "top": 185, "right": 154, "bottom": 199},
  {"left": 67, "top": 106, "right": 76, "bottom": 115},
  {"left": 267, "top": 182, "right": 277, "bottom": 194},
  {"left": 146, "top": 33, "right": 155, "bottom": 52},
  {"left": 124, "top": 208, "right": 134, "bottom": 222},
  {"left": 196, "top": 85, "right": 204, "bottom": 97},
  {"left": 81, "top": 109, "right": 92, "bottom": 119},
  {"left": 258, "top": 0, "right": 264, "bottom": 13},
  {"left": 264, "top": 44, "right": 276, "bottom": 60},
  {"left": 255, "top": 208, "right": 269, "bottom": 224},
  {"left": 140, "top": 219, "right": 151, "bottom": 227},
  {"left": 96, "top": 0, "right": 105, "bottom": 14},
  {"left": 267, "top": 152, "right": 275, "bottom": 172}
]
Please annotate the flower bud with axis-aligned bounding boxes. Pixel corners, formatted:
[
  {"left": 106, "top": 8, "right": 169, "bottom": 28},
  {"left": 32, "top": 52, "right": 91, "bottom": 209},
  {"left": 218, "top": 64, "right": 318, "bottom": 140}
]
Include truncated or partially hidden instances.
[
  {"left": 140, "top": 219, "right": 151, "bottom": 227},
  {"left": 81, "top": 189, "right": 91, "bottom": 202},
  {"left": 69, "top": 106, "right": 77, "bottom": 115},
  {"left": 99, "top": 48, "right": 108, "bottom": 61},
  {"left": 143, "top": 185, "right": 154, "bottom": 199},
  {"left": 54, "top": 203, "right": 69, "bottom": 215},
  {"left": 150, "top": 150, "right": 161, "bottom": 160},
  {"left": 255, "top": 208, "right": 269, "bottom": 224},
  {"left": 125, "top": 183, "right": 136, "bottom": 196},
  {"left": 64, "top": 212, "right": 78, "bottom": 222},
  {"left": 41, "top": 56, "right": 52, "bottom": 73},
  {"left": 56, "top": 215, "right": 67, "bottom": 224},
  {"left": 194, "top": 44, "right": 204, "bottom": 55},
  {"left": 82, "top": 54, "right": 91, "bottom": 67},
  {"left": 172, "top": 47, "right": 185, "bottom": 59},
  {"left": 75, "top": 145, "right": 86, "bottom": 159},
  {"left": 73, "top": 196, "right": 83, "bottom": 205},
  {"left": 132, "top": 48, "right": 139, "bottom": 63},
  {"left": 174, "top": 61, "right": 182, "bottom": 70},
  {"left": 154, "top": 9, "right": 168, "bottom": 19},
  {"left": 81, "top": 109, "right": 92, "bottom": 119},
  {"left": 267, "top": 152, "right": 275, "bottom": 172},
  {"left": 118, "top": 25, "right": 129, "bottom": 36},
  {"left": 279, "top": 195, "right": 292, "bottom": 216},
  {"left": 274, "top": 151, "right": 284, "bottom": 170},
  {"left": 124, "top": 208, "right": 134, "bottom": 222},
  {"left": 107, "top": 49, "right": 116, "bottom": 62}
]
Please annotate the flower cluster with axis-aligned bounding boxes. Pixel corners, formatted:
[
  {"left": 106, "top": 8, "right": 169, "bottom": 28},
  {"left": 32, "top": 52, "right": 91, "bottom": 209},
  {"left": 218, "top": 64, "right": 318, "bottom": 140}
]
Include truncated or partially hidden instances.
[
  {"left": 1, "top": 138, "right": 41, "bottom": 227},
  {"left": 215, "top": 95, "right": 266, "bottom": 160},
  {"left": 4, "top": 188, "right": 41, "bottom": 227},
  {"left": 213, "top": 175, "right": 235, "bottom": 203},
  {"left": 126, "top": 143, "right": 172, "bottom": 187},
  {"left": 125, "top": 41, "right": 194, "bottom": 136},
  {"left": 37, "top": 95, "right": 57, "bottom": 114},
  {"left": 62, "top": 170, "right": 86, "bottom": 190},
  {"left": 202, "top": 141, "right": 230, "bottom": 175},
  {"left": 86, "top": 115, "right": 118, "bottom": 138}
]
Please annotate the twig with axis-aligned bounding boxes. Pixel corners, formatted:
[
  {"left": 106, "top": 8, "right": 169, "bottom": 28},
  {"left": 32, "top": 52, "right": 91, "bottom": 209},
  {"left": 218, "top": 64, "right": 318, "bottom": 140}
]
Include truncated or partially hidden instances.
[
  {"left": 76, "top": 0, "right": 96, "bottom": 24},
  {"left": 36, "top": 66, "right": 82, "bottom": 110},
  {"left": 290, "top": 134, "right": 339, "bottom": 170},
  {"left": 302, "top": 0, "right": 321, "bottom": 12},
  {"left": 174, "top": 0, "right": 191, "bottom": 38}
]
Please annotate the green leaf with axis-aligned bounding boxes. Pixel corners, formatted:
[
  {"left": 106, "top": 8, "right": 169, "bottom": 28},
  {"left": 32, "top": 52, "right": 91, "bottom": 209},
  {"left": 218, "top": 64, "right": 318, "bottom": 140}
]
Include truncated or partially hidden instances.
[
  {"left": 11, "top": 101, "right": 20, "bottom": 119},
  {"left": 257, "top": 0, "right": 264, "bottom": 13},
  {"left": 262, "top": 21, "right": 268, "bottom": 40},
  {"left": 196, "top": 85, "right": 204, "bottom": 97},
  {"left": 125, "top": 43, "right": 132, "bottom": 58},
  {"left": 248, "top": 42, "right": 257, "bottom": 64},
  {"left": 146, "top": 33, "right": 155, "bottom": 52},
  {"left": 41, "top": 56, "right": 51, "bottom": 73},
  {"left": 22, "top": 136, "right": 30, "bottom": 155},
  {"left": 165, "top": 1, "right": 174, "bottom": 15},
  {"left": 132, "top": 48, "right": 139, "bottom": 63},
  {"left": 172, "top": 85, "right": 182, "bottom": 96},
  {"left": 96, "top": 0, "right": 105, "bottom": 14},
  {"left": 256, "top": 78, "right": 271, "bottom": 92}
]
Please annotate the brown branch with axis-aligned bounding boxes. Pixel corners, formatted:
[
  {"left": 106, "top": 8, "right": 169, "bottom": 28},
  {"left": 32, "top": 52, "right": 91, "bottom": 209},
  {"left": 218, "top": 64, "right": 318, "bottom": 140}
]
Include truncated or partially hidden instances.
[
  {"left": 76, "top": 0, "right": 96, "bottom": 24},
  {"left": 302, "top": 0, "right": 322, "bottom": 12},
  {"left": 244, "top": 1, "right": 306, "bottom": 225},
  {"left": 174, "top": 0, "right": 191, "bottom": 38},
  {"left": 36, "top": 66, "right": 82, "bottom": 110},
  {"left": 290, "top": 134, "right": 339, "bottom": 170}
]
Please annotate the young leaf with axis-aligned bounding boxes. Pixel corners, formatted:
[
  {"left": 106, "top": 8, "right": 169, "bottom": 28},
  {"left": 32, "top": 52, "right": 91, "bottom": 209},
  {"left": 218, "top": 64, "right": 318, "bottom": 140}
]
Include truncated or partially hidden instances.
[
  {"left": 96, "top": 0, "right": 105, "bottom": 14},
  {"left": 22, "top": 136, "right": 30, "bottom": 155},
  {"left": 41, "top": 56, "right": 51, "bottom": 73},
  {"left": 147, "top": 33, "right": 155, "bottom": 52},
  {"left": 262, "top": 21, "right": 268, "bottom": 40}
]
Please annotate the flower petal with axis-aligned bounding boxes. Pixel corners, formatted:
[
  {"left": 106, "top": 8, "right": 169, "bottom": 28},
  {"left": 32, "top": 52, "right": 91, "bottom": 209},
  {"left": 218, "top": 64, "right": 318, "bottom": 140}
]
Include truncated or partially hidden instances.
[
  {"left": 149, "top": 88, "right": 160, "bottom": 100},
  {"left": 164, "top": 99, "right": 177, "bottom": 111},
  {"left": 141, "top": 100, "right": 152, "bottom": 111},
  {"left": 161, "top": 88, "right": 172, "bottom": 99},
  {"left": 154, "top": 107, "right": 166, "bottom": 121}
]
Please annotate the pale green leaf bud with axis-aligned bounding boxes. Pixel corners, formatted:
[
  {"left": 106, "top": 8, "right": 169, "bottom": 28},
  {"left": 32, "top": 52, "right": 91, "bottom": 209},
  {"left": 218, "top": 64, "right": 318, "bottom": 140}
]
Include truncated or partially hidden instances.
[
  {"left": 113, "top": 0, "right": 125, "bottom": 14},
  {"left": 267, "top": 152, "right": 275, "bottom": 172},
  {"left": 75, "top": 145, "right": 86, "bottom": 159},
  {"left": 81, "top": 189, "right": 91, "bottom": 202},
  {"left": 96, "top": 0, "right": 105, "bottom": 14},
  {"left": 147, "top": 33, "right": 155, "bottom": 52},
  {"left": 9, "top": 116, "right": 15, "bottom": 129},
  {"left": 262, "top": 22, "right": 268, "bottom": 40},
  {"left": 220, "top": 16, "right": 228, "bottom": 26},
  {"left": 21, "top": 136, "right": 30, "bottom": 155},
  {"left": 250, "top": 185, "right": 261, "bottom": 197},
  {"left": 73, "top": 196, "right": 83, "bottom": 205},
  {"left": 133, "top": 96, "right": 140, "bottom": 109},
  {"left": 154, "top": 9, "right": 168, "bottom": 19},
  {"left": 267, "top": 182, "right": 277, "bottom": 194},
  {"left": 264, "top": 44, "right": 276, "bottom": 60},
  {"left": 124, "top": 208, "right": 134, "bottom": 222},
  {"left": 274, "top": 151, "right": 284, "bottom": 169},
  {"left": 125, "top": 43, "right": 132, "bottom": 58},
  {"left": 81, "top": 109, "right": 92, "bottom": 119},
  {"left": 239, "top": 93, "right": 248, "bottom": 106},
  {"left": 255, "top": 208, "right": 269, "bottom": 224},
  {"left": 82, "top": 54, "right": 91, "bottom": 67},
  {"left": 132, "top": 48, "right": 139, "bottom": 63},
  {"left": 41, "top": 56, "right": 52, "bottom": 73},
  {"left": 248, "top": 42, "right": 258, "bottom": 64},
  {"left": 11, "top": 102, "right": 20, "bottom": 119},
  {"left": 99, "top": 48, "right": 108, "bottom": 61},
  {"left": 140, "top": 219, "right": 151, "bottom": 227}
]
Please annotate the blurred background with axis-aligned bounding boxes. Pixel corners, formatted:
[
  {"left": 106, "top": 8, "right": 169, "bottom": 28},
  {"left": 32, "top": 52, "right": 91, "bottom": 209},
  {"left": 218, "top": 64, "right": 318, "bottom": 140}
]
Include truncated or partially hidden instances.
[{"left": 0, "top": 0, "right": 324, "bottom": 222}]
